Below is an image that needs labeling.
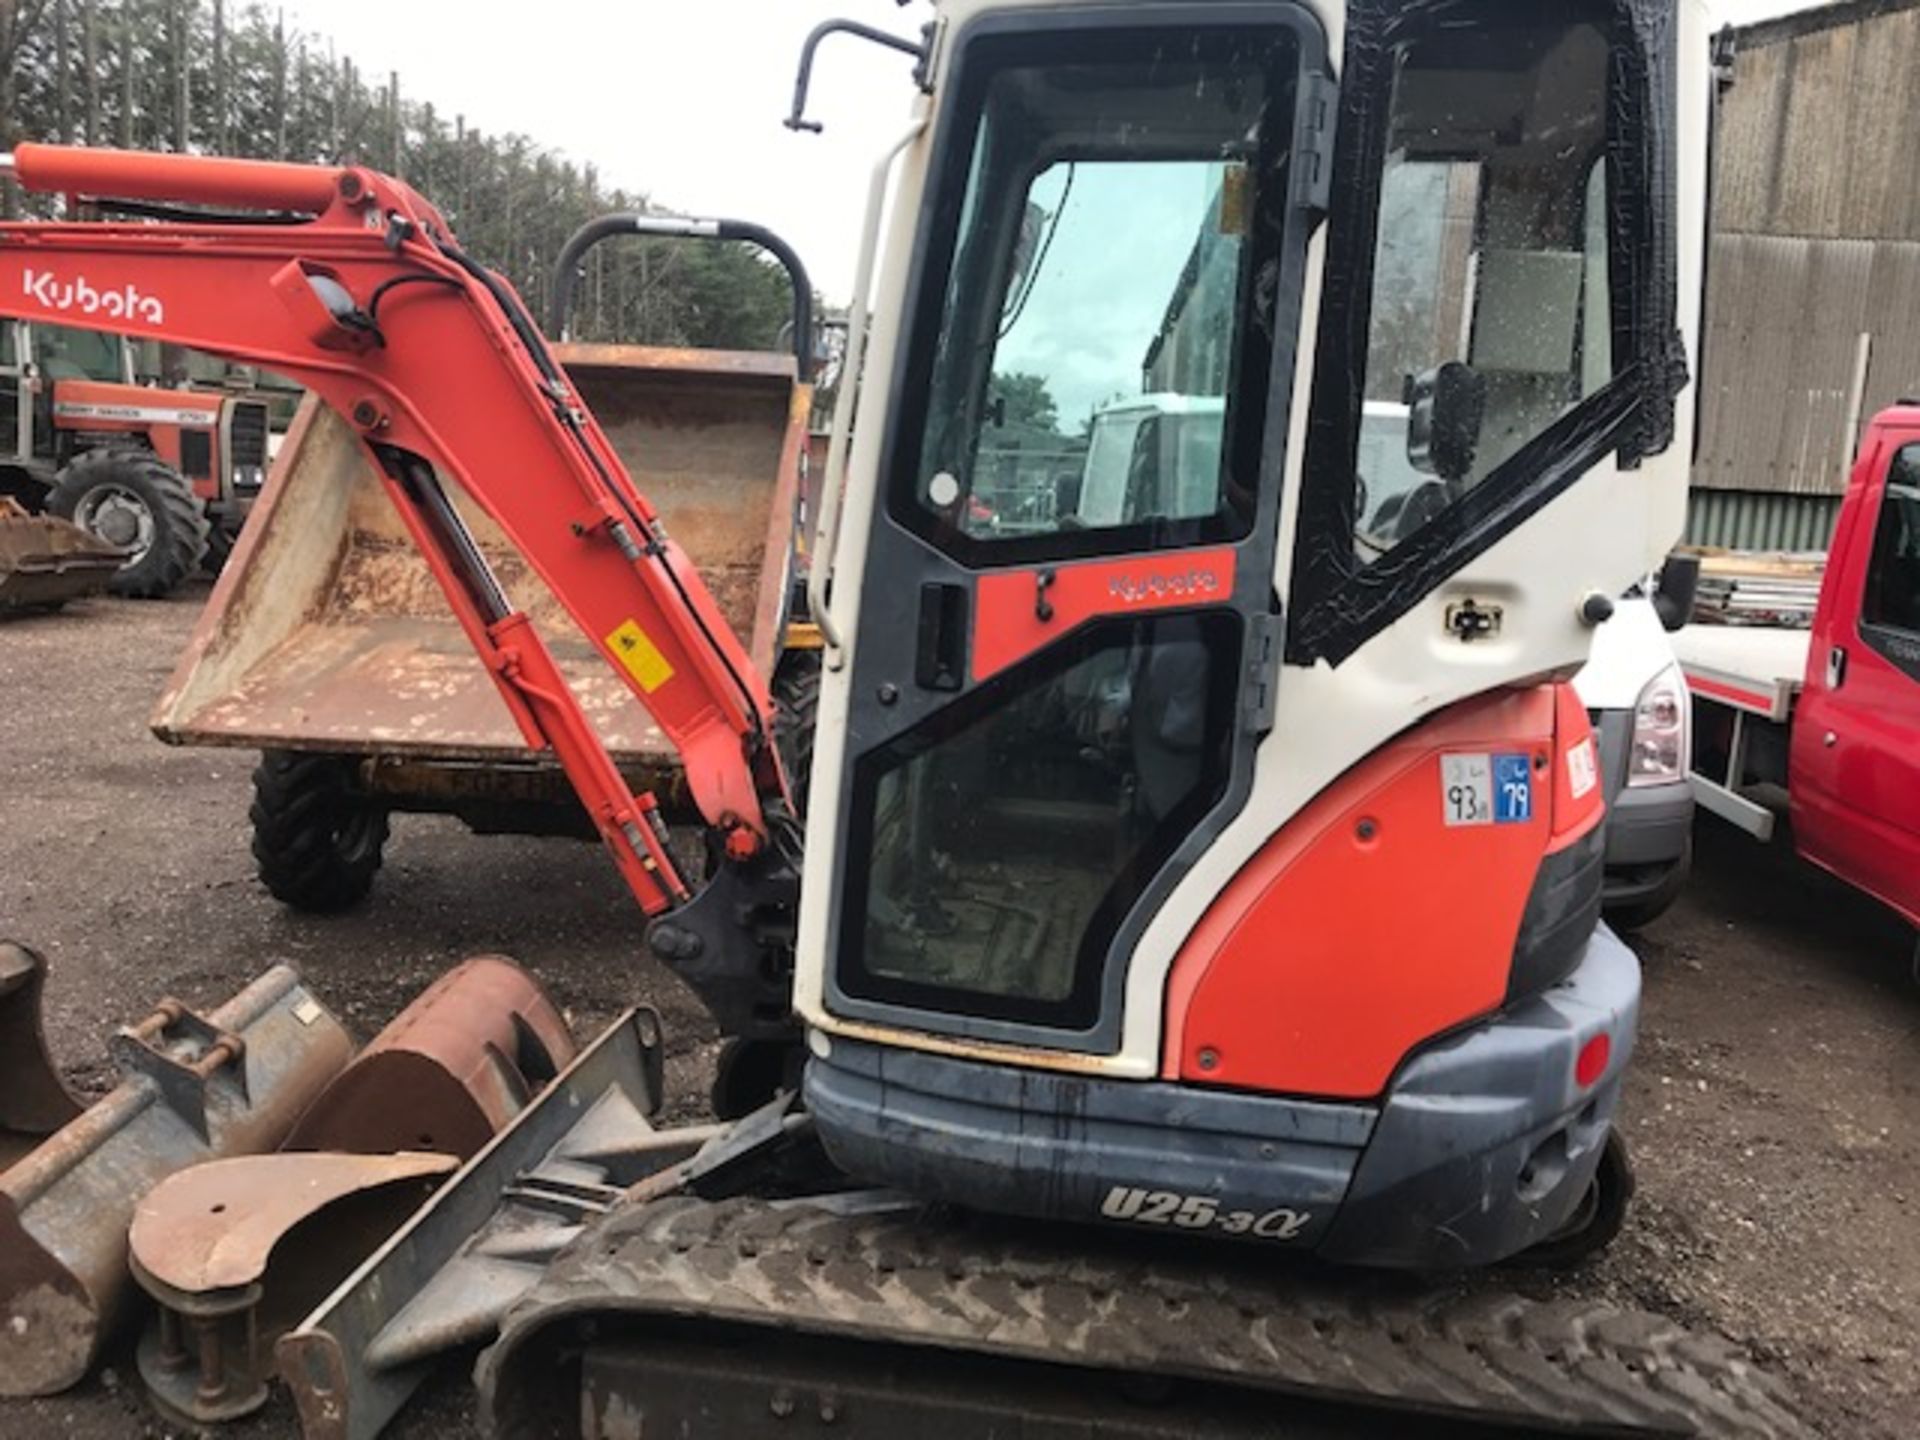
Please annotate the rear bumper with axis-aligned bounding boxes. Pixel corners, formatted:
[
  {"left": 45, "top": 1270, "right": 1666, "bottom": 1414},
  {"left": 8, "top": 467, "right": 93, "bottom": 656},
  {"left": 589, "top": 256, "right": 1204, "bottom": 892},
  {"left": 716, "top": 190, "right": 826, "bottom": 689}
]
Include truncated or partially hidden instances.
[{"left": 805, "top": 928, "right": 1640, "bottom": 1270}]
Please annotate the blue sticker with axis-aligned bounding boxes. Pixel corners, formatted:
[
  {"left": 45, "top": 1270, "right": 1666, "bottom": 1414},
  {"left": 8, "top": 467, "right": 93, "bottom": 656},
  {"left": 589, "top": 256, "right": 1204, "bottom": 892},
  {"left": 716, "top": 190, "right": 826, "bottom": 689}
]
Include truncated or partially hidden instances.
[{"left": 1492, "top": 753, "right": 1533, "bottom": 824}]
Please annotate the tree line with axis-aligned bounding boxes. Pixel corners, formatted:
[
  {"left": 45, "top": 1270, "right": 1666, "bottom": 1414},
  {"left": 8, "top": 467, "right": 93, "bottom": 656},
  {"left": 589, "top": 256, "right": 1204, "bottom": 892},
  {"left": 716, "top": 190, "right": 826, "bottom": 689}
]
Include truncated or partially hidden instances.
[{"left": 0, "top": 0, "right": 802, "bottom": 352}]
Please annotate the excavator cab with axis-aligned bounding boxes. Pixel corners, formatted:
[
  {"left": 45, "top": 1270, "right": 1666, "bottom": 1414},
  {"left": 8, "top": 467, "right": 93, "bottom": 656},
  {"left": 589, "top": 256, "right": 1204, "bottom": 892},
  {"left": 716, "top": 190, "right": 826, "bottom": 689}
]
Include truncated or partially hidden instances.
[{"left": 795, "top": 0, "right": 1709, "bottom": 1267}]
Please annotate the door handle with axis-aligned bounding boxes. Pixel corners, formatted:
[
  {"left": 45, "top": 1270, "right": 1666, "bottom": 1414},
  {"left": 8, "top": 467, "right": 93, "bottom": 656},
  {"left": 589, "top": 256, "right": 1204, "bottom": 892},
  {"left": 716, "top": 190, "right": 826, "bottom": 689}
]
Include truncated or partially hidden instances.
[
  {"left": 1826, "top": 645, "right": 1848, "bottom": 690},
  {"left": 915, "top": 582, "right": 969, "bottom": 692}
]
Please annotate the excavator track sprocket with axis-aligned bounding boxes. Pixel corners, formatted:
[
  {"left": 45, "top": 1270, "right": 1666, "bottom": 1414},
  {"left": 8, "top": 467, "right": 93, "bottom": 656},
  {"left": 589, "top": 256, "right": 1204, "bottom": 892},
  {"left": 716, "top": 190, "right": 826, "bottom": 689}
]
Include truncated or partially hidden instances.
[{"left": 480, "top": 1194, "right": 1805, "bottom": 1439}]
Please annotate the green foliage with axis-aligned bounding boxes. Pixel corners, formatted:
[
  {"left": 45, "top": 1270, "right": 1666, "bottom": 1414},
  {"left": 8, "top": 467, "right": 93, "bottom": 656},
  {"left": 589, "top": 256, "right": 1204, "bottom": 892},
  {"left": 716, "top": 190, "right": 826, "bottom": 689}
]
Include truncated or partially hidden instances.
[
  {"left": 0, "top": 0, "right": 804, "bottom": 352},
  {"left": 991, "top": 371, "right": 1060, "bottom": 436}
]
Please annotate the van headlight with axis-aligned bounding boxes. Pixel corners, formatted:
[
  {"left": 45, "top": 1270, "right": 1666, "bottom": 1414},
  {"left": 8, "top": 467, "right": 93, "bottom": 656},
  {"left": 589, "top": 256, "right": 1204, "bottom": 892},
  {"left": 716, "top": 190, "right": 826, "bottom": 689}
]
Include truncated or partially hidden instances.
[{"left": 1628, "top": 663, "right": 1689, "bottom": 788}]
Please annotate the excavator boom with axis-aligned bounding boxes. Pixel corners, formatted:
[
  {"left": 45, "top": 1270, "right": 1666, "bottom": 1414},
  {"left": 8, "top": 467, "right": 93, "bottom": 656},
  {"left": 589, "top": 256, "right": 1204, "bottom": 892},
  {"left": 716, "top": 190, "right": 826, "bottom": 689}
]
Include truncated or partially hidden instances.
[{"left": 0, "top": 143, "right": 786, "bottom": 914}]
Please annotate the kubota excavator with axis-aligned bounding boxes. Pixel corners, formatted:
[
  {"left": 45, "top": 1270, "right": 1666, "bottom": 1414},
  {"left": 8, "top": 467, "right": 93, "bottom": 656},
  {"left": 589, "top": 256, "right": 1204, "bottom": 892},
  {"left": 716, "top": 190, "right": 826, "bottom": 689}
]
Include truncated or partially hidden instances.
[{"left": 0, "top": 0, "right": 1795, "bottom": 1434}]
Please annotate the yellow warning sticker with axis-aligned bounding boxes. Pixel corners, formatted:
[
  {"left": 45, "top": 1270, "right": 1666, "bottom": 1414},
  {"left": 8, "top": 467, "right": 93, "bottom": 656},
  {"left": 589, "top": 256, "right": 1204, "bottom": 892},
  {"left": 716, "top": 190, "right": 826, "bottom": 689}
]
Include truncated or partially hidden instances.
[{"left": 606, "top": 619, "right": 675, "bottom": 693}]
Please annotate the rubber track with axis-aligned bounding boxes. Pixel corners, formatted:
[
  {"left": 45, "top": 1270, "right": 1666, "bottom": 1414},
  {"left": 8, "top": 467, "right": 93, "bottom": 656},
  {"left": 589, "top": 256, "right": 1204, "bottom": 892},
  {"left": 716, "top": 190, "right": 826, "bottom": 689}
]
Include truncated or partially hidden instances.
[{"left": 480, "top": 1195, "right": 1807, "bottom": 1438}]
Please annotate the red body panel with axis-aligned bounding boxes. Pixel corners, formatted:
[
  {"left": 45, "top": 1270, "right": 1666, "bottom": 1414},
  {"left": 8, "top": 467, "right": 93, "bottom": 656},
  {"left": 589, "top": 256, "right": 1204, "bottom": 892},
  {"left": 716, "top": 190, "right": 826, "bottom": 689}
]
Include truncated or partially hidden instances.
[
  {"left": 972, "top": 548, "right": 1236, "bottom": 682},
  {"left": 0, "top": 144, "right": 780, "bottom": 915},
  {"left": 1162, "top": 685, "right": 1602, "bottom": 1100},
  {"left": 1788, "top": 413, "right": 1920, "bottom": 928},
  {"left": 1686, "top": 671, "right": 1779, "bottom": 716}
]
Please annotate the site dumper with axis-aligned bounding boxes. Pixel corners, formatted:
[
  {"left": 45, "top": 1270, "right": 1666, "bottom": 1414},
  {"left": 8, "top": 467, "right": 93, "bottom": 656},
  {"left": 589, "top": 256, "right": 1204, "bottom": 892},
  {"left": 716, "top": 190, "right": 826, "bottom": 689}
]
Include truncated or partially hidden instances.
[{"left": 151, "top": 344, "right": 812, "bottom": 912}]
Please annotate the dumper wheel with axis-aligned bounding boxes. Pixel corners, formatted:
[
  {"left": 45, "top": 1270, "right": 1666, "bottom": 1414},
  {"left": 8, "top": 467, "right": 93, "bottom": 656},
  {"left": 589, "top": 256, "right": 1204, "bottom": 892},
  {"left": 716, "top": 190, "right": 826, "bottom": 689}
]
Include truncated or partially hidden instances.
[
  {"left": 773, "top": 653, "right": 820, "bottom": 817},
  {"left": 249, "top": 751, "right": 390, "bottom": 914},
  {"left": 201, "top": 522, "right": 236, "bottom": 577},
  {"left": 1515, "top": 1130, "right": 1634, "bottom": 1269},
  {"left": 48, "top": 449, "right": 210, "bottom": 599}
]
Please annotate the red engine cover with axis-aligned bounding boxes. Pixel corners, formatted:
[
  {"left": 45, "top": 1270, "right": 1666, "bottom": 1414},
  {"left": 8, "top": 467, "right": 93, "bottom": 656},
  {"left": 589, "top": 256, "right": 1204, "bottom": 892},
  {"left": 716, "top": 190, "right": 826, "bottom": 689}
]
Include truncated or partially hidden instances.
[{"left": 1161, "top": 683, "right": 1603, "bottom": 1099}]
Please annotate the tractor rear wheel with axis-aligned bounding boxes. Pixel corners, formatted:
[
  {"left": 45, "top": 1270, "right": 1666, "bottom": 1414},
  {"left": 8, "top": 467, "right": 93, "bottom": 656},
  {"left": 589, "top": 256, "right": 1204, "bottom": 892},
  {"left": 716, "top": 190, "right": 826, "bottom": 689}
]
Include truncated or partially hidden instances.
[
  {"left": 249, "top": 751, "right": 390, "bottom": 914},
  {"left": 48, "top": 449, "right": 210, "bottom": 599}
]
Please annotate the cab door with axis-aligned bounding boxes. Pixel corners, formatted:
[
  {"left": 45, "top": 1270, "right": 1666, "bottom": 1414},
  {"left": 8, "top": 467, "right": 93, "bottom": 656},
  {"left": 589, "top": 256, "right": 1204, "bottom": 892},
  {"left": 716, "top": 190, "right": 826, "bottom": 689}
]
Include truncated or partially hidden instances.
[
  {"left": 810, "top": 8, "right": 1331, "bottom": 1056},
  {"left": 1791, "top": 427, "right": 1920, "bottom": 926}
]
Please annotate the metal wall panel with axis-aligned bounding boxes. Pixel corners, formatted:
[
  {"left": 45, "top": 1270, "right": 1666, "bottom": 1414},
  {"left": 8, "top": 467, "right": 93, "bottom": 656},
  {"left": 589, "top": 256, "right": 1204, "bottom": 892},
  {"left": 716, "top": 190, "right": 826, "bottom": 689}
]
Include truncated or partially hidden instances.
[
  {"left": 1696, "top": 234, "right": 1874, "bottom": 494},
  {"left": 1695, "top": 234, "right": 1920, "bottom": 496},
  {"left": 1714, "top": 4, "right": 1920, "bottom": 241},
  {"left": 1684, "top": 488, "right": 1842, "bottom": 552},
  {"left": 1693, "top": 2, "right": 1920, "bottom": 514}
]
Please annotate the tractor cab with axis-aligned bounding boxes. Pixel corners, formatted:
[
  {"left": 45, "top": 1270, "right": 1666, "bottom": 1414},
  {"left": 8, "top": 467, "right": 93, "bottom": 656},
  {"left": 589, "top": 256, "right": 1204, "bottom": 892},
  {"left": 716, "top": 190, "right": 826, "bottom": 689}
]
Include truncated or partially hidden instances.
[{"left": 0, "top": 316, "right": 273, "bottom": 595}]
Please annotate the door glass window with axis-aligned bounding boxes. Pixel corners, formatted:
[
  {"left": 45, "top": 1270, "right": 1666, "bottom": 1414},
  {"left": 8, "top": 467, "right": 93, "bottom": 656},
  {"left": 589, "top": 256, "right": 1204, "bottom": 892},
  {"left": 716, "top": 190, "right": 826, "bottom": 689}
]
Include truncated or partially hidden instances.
[
  {"left": 1351, "top": 18, "right": 1616, "bottom": 559},
  {"left": 840, "top": 615, "right": 1239, "bottom": 1030},
  {"left": 1864, "top": 445, "right": 1920, "bottom": 637},
  {"left": 0, "top": 321, "right": 16, "bottom": 369},
  {"left": 898, "top": 28, "right": 1299, "bottom": 561}
]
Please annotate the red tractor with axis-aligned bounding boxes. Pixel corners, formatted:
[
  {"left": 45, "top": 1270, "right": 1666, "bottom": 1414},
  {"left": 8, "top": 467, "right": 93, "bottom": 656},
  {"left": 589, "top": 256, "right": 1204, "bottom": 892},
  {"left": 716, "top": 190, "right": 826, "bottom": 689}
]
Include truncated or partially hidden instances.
[{"left": 0, "top": 317, "right": 272, "bottom": 596}]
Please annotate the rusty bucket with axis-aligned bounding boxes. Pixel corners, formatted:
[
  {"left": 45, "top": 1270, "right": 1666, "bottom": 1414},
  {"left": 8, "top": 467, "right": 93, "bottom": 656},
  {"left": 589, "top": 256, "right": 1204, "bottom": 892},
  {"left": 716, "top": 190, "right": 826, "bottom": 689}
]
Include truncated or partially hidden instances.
[
  {"left": 285, "top": 955, "right": 576, "bottom": 1160},
  {"left": 130, "top": 1151, "right": 457, "bottom": 1425},
  {"left": 0, "top": 943, "right": 84, "bottom": 1174},
  {"left": 0, "top": 965, "right": 353, "bottom": 1397},
  {"left": 0, "top": 498, "right": 125, "bottom": 611}
]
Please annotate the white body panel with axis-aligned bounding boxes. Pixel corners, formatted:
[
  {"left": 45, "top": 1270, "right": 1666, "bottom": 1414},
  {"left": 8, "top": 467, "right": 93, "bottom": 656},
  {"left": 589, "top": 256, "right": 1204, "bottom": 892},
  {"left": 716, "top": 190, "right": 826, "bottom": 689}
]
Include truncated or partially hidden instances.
[
  {"left": 1673, "top": 623, "right": 1811, "bottom": 720},
  {"left": 1574, "top": 597, "right": 1684, "bottom": 712},
  {"left": 796, "top": 0, "right": 1714, "bottom": 1078}
]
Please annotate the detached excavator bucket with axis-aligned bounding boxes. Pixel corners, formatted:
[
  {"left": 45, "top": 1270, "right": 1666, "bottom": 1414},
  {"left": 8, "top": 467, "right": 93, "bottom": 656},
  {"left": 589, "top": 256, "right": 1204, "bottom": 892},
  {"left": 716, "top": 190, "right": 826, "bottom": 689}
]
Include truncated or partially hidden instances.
[
  {"left": 0, "top": 498, "right": 125, "bottom": 611},
  {"left": 0, "top": 943, "right": 83, "bottom": 1174},
  {"left": 151, "top": 346, "right": 809, "bottom": 802},
  {"left": 0, "top": 964, "right": 353, "bottom": 1397}
]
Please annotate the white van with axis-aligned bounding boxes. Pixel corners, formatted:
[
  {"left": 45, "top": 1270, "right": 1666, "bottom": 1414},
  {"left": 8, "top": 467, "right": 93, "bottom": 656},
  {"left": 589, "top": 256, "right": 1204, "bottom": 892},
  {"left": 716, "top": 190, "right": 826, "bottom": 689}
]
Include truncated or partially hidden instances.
[{"left": 1573, "top": 596, "right": 1695, "bottom": 927}]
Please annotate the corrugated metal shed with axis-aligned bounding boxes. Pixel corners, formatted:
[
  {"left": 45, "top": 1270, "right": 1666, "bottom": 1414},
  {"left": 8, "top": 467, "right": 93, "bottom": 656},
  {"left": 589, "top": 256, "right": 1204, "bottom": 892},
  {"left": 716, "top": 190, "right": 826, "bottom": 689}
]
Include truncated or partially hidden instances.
[
  {"left": 1695, "top": 0, "right": 1920, "bottom": 502},
  {"left": 1686, "top": 487, "right": 1842, "bottom": 551},
  {"left": 1716, "top": 4, "right": 1920, "bottom": 241},
  {"left": 1696, "top": 236, "right": 1920, "bottom": 494}
]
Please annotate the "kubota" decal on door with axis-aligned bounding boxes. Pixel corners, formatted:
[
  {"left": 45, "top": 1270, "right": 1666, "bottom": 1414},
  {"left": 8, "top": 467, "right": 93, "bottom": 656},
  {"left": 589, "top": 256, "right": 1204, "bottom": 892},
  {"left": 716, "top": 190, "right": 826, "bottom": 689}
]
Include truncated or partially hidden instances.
[{"left": 22, "top": 269, "right": 165, "bottom": 325}]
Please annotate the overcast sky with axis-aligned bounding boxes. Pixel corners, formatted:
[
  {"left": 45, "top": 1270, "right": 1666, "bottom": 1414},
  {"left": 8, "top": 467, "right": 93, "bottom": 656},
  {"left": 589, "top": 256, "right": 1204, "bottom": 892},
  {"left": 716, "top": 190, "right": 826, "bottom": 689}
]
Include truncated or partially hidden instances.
[{"left": 286, "top": 0, "right": 1836, "bottom": 305}]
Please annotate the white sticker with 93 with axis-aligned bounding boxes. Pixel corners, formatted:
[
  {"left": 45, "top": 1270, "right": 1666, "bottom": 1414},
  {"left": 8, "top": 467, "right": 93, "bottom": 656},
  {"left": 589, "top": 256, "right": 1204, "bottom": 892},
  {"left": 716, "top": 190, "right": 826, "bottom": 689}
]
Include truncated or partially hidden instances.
[
  {"left": 1441, "top": 752, "right": 1533, "bottom": 827},
  {"left": 1100, "top": 1186, "right": 1312, "bottom": 1242}
]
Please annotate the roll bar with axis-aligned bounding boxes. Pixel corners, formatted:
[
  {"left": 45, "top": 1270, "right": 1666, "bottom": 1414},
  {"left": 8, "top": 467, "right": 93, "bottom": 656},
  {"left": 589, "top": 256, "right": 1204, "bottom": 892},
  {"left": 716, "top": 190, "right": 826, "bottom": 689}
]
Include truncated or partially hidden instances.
[{"left": 549, "top": 214, "right": 814, "bottom": 371}]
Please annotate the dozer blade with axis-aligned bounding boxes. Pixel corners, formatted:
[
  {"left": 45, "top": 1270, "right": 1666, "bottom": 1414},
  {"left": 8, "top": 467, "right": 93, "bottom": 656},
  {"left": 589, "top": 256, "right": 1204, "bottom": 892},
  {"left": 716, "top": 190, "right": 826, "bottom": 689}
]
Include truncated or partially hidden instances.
[
  {"left": 0, "top": 499, "right": 125, "bottom": 611},
  {"left": 0, "top": 943, "right": 84, "bottom": 1174},
  {"left": 0, "top": 964, "right": 353, "bottom": 1398},
  {"left": 479, "top": 1196, "right": 1808, "bottom": 1440}
]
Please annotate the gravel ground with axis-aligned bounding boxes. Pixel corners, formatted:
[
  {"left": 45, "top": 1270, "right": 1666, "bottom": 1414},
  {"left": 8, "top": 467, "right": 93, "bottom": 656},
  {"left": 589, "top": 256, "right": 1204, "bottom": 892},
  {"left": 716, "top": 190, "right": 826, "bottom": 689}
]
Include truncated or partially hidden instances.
[{"left": 0, "top": 586, "right": 1914, "bottom": 1438}]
